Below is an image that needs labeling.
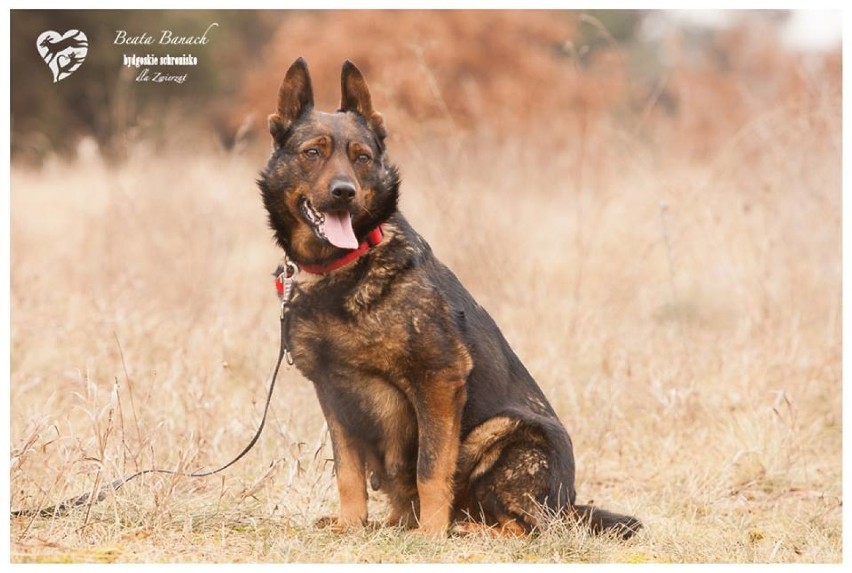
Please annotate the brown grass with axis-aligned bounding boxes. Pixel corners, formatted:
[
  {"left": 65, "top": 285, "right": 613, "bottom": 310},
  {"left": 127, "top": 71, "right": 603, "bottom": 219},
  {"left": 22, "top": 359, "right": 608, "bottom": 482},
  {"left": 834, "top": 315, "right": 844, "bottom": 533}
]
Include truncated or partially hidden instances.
[{"left": 9, "top": 13, "right": 841, "bottom": 564}]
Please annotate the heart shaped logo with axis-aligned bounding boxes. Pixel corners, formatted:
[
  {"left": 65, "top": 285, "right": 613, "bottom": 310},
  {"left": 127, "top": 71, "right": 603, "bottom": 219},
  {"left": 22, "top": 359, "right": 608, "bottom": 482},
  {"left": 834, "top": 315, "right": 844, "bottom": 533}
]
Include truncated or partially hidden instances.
[{"left": 36, "top": 29, "right": 88, "bottom": 83}]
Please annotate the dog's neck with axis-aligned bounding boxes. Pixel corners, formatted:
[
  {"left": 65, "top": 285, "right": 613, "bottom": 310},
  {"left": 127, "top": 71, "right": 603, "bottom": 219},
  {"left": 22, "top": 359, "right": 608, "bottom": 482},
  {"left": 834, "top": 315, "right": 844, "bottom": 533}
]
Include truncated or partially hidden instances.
[{"left": 293, "top": 225, "right": 384, "bottom": 275}]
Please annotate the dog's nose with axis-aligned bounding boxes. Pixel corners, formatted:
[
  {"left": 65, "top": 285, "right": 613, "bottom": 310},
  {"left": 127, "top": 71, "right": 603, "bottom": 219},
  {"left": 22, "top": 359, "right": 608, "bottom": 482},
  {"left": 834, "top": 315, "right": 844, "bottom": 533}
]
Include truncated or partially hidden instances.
[{"left": 330, "top": 181, "right": 357, "bottom": 201}]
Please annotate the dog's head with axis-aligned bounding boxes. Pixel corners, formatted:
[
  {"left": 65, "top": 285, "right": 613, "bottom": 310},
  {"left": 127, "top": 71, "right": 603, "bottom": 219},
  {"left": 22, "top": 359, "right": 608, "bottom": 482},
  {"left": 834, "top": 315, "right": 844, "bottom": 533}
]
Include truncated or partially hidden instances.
[{"left": 259, "top": 58, "right": 400, "bottom": 265}]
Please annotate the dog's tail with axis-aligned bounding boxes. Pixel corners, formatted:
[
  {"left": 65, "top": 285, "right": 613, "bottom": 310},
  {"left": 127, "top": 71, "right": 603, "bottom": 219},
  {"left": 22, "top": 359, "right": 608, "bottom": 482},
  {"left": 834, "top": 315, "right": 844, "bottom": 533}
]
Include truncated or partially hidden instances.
[{"left": 568, "top": 504, "right": 642, "bottom": 540}]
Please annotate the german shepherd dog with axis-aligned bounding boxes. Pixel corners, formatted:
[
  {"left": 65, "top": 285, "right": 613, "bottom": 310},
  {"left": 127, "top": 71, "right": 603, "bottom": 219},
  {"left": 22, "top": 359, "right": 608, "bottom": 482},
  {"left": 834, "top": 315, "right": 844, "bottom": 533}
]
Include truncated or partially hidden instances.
[{"left": 259, "top": 58, "right": 641, "bottom": 539}]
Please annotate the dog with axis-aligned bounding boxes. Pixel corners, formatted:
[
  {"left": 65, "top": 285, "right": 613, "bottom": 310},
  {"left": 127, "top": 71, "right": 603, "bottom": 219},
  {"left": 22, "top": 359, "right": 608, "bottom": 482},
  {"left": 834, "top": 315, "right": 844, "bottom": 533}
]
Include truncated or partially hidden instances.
[{"left": 259, "top": 58, "right": 641, "bottom": 539}]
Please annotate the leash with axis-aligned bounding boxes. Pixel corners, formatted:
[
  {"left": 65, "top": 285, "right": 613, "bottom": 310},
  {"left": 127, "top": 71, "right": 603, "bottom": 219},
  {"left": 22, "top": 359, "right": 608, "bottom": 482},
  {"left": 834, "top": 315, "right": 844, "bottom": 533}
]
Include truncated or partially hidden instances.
[{"left": 11, "top": 268, "right": 298, "bottom": 519}]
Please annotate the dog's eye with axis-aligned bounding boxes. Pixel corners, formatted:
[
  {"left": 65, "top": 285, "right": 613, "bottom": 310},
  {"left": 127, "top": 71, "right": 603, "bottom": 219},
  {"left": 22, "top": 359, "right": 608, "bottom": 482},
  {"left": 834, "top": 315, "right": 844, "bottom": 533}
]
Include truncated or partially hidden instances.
[
  {"left": 303, "top": 148, "right": 321, "bottom": 160},
  {"left": 355, "top": 153, "right": 372, "bottom": 165}
]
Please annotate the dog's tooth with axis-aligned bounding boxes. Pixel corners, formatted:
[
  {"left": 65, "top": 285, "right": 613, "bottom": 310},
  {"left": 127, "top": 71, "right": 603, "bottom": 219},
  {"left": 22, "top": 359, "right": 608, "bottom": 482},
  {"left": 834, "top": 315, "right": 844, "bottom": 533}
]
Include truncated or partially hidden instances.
[{"left": 298, "top": 197, "right": 330, "bottom": 241}]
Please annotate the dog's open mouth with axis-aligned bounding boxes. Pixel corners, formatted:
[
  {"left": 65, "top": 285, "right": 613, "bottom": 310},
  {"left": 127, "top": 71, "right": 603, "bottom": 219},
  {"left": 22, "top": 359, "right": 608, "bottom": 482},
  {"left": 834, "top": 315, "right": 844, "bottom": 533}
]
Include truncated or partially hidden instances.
[{"left": 299, "top": 197, "right": 359, "bottom": 250}]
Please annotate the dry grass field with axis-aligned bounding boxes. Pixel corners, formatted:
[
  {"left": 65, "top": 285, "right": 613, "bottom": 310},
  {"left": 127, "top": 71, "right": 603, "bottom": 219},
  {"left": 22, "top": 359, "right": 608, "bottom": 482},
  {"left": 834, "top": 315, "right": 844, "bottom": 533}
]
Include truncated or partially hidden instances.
[{"left": 9, "top": 12, "right": 841, "bottom": 564}]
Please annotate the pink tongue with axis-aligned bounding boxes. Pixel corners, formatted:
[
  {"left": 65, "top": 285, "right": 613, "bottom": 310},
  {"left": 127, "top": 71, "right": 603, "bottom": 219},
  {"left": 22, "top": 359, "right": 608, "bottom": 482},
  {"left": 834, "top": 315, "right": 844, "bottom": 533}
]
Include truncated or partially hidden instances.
[{"left": 322, "top": 211, "right": 359, "bottom": 249}]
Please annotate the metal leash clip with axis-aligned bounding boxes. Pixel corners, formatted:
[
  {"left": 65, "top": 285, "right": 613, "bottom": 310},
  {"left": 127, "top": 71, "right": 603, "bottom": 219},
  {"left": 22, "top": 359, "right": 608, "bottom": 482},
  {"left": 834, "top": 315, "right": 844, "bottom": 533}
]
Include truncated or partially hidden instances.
[
  {"left": 274, "top": 260, "right": 299, "bottom": 366},
  {"left": 275, "top": 260, "right": 299, "bottom": 318}
]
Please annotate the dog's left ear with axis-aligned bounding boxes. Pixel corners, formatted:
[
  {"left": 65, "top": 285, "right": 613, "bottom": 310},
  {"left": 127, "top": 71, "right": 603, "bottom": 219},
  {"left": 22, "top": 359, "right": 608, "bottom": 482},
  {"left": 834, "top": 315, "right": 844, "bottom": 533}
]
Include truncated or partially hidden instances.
[
  {"left": 269, "top": 57, "right": 314, "bottom": 147},
  {"left": 340, "top": 60, "right": 387, "bottom": 143}
]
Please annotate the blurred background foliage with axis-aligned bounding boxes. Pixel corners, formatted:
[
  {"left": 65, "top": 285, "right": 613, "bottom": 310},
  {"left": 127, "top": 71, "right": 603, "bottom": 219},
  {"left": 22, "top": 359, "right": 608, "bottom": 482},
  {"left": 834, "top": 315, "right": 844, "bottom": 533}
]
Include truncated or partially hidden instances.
[{"left": 10, "top": 9, "right": 840, "bottom": 164}]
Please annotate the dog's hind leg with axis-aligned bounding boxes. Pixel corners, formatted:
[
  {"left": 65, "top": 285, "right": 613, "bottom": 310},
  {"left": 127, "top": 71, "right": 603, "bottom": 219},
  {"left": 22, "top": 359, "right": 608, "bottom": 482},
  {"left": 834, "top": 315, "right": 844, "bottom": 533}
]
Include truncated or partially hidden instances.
[
  {"left": 378, "top": 454, "right": 419, "bottom": 529},
  {"left": 468, "top": 435, "right": 642, "bottom": 539},
  {"left": 467, "top": 437, "right": 553, "bottom": 533},
  {"left": 383, "top": 481, "right": 419, "bottom": 529},
  {"left": 451, "top": 517, "right": 526, "bottom": 537}
]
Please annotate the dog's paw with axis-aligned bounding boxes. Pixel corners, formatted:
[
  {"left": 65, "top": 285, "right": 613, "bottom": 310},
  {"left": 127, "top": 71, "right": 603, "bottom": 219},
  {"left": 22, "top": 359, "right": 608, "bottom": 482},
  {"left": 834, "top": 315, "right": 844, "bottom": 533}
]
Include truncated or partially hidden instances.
[
  {"left": 384, "top": 508, "right": 418, "bottom": 530},
  {"left": 316, "top": 515, "right": 383, "bottom": 533},
  {"left": 408, "top": 518, "right": 450, "bottom": 538},
  {"left": 450, "top": 521, "right": 486, "bottom": 537},
  {"left": 450, "top": 520, "right": 527, "bottom": 538},
  {"left": 314, "top": 515, "right": 366, "bottom": 533},
  {"left": 314, "top": 515, "right": 340, "bottom": 531}
]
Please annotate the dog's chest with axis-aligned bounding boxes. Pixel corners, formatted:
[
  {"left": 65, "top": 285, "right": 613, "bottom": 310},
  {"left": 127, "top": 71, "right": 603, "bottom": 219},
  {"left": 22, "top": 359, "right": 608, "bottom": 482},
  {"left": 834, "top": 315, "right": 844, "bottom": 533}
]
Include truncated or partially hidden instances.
[
  {"left": 288, "top": 297, "right": 409, "bottom": 382},
  {"left": 283, "top": 261, "right": 470, "bottom": 450},
  {"left": 286, "top": 289, "right": 422, "bottom": 459},
  {"left": 286, "top": 268, "right": 458, "bottom": 382}
]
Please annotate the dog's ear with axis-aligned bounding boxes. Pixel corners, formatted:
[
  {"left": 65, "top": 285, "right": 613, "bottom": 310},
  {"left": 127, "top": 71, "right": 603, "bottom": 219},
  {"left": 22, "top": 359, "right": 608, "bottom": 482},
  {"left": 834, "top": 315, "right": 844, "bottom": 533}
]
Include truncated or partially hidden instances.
[
  {"left": 340, "top": 60, "right": 387, "bottom": 143},
  {"left": 268, "top": 57, "right": 314, "bottom": 145}
]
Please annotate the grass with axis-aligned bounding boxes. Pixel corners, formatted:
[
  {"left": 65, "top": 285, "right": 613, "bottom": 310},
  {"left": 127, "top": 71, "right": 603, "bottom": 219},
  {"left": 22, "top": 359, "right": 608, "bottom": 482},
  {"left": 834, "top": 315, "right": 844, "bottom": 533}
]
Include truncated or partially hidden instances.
[{"left": 9, "top": 60, "right": 841, "bottom": 562}]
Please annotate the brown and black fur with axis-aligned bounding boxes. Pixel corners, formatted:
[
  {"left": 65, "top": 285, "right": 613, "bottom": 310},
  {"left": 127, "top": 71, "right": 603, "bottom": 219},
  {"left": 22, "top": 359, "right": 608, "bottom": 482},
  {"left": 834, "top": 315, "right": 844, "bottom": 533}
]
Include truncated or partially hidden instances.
[{"left": 259, "top": 58, "right": 641, "bottom": 539}]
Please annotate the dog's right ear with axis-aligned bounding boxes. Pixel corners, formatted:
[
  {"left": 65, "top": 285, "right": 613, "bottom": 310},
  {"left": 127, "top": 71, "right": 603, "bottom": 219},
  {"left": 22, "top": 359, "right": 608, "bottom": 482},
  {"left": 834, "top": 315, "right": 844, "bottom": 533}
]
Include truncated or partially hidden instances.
[{"left": 268, "top": 57, "right": 314, "bottom": 146}]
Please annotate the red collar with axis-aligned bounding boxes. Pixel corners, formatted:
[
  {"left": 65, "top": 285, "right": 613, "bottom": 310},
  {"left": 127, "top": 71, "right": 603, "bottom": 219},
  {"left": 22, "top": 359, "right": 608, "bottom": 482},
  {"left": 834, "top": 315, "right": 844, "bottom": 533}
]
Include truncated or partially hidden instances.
[{"left": 297, "top": 225, "right": 384, "bottom": 275}]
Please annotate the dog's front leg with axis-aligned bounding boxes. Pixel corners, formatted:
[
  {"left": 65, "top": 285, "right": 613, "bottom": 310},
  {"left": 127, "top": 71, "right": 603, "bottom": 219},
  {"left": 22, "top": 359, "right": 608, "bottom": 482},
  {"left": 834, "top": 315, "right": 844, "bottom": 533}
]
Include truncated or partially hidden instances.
[
  {"left": 323, "top": 410, "right": 368, "bottom": 531},
  {"left": 413, "top": 375, "right": 467, "bottom": 536}
]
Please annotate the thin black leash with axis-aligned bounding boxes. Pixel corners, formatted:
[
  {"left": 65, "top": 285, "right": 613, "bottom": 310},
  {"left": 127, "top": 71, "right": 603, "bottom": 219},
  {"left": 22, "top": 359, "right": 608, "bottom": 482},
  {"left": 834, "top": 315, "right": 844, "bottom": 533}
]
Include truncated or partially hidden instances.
[{"left": 11, "top": 267, "right": 297, "bottom": 519}]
